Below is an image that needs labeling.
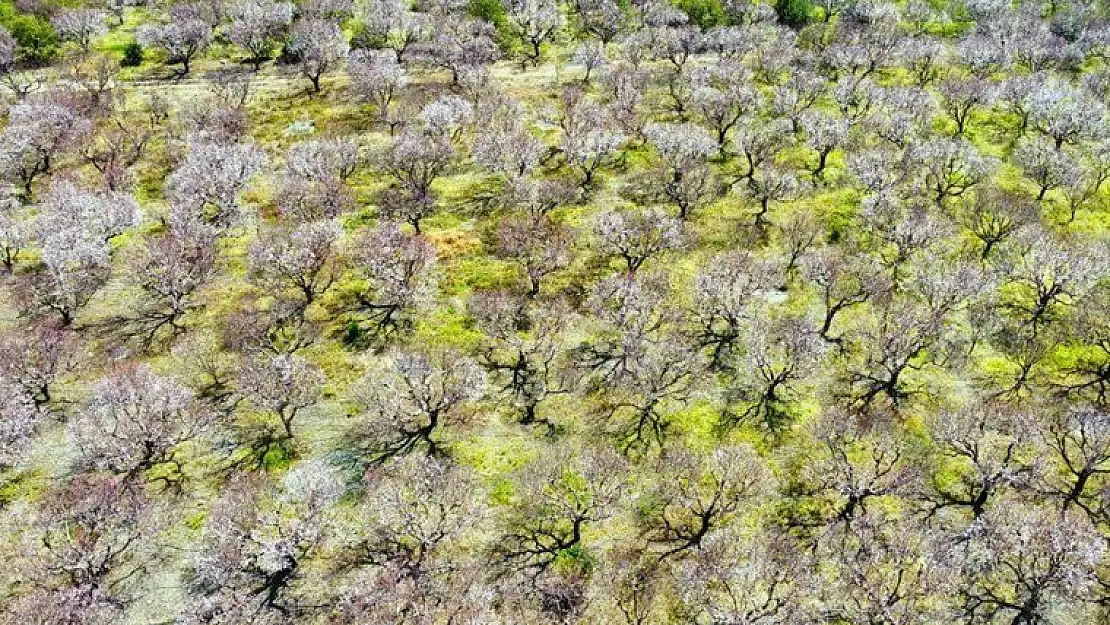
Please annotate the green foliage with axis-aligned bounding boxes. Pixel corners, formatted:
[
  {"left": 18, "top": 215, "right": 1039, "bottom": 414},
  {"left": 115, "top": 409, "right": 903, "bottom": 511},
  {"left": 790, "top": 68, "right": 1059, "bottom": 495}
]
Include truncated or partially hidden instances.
[
  {"left": 775, "top": 0, "right": 813, "bottom": 27},
  {"left": 0, "top": 2, "right": 59, "bottom": 65},
  {"left": 261, "top": 442, "right": 296, "bottom": 471},
  {"left": 469, "top": 0, "right": 508, "bottom": 28},
  {"left": 468, "top": 0, "right": 517, "bottom": 49},
  {"left": 349, "top": 23, "right": 388, "bottom": 51},
  {"left": 341, "top": 320, "right": 370, "bottom": 348},
  {"left": 674, "top": 0, "right": 729, "bottom": 29},
  {"left": 120, "top": 41, "right": 144, "bottom": 67},
  {"left": 552, "top": 544, "right": 595, "bottom": 576}
]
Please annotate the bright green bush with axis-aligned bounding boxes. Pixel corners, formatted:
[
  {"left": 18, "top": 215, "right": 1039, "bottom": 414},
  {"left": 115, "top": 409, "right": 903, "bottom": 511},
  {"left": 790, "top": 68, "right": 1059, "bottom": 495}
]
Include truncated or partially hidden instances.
[
  {"left": 775, "top": 0, "right": 813, "bottom": 27},
  {"left": 120, "top": 41, "right": 143, "bottom": 67},
  {"left": 0, "top": 3, "right": 58, "bottom": 65},
  {"left": 674, "top": 0, "right": 729, "bottom": 29},
  {"left": 468, "top": 0, "right": 508, "bottom": 28}
]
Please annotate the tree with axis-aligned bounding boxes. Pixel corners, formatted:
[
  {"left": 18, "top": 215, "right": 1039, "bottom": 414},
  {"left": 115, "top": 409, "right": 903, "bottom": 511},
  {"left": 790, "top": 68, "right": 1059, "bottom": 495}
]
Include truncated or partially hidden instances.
[
  {"left": 642, "top": 121, "right": 720, "bottom": 219},
  {"left": 1027, "top": 80, "right": 1106, "bottom": 148},
  {"left": 347, "top": 49, "right": 408, "bottom": 130},
  {"left": 275, "top": 137, "right": 359, "bottom": 219},
  {"left": 494, "top": 447, "right": 626, "bottom": 590},
  {"left": 1036, "top": 405, "right": 1110, "bottom": 517},
  {"left": 347, "top": 222, "right": 439, "bottom": 339},
  {"left": 224, "top": 0, "right": 293, "bottom": 69},
  {"left": 301, "top": 0, "right": 353, "bottom": 20},
  {"left": 908, "top": 138, "right": 998, "bottom": 205},
  {"left": 848, "top": 147, "right": 910, "bottom": 198},
  {"left": 0, "top": 101, "right": 91, "bottom": 199},
  {"left": 576, "top": 0, "right": 626, "bottom": 43},
  {"left": 771, "top": 69, "right": 825, "bottom": 129},
  {"left": 118, "top": 219, "right": 217, "bottom": 347},
  {"left": 83, "top": 115, "right": 156, "bottom": 192},
  {"left": 602, "top": 65, "right": 650, "bottom": 138},
  {"left": 690, "top": 64, "right": 761, "bottom": 153},
  {"left": 248, "top": 221, "right": 342, "bottom": 310},
  {"left": 417, "top": 95, "right": 472, "bottom": 142},
  {"left": 0, "top": 23, "right": 15, "bottom": 70},
  {"left": 0, "top": 323, "right": 81, "bottom": 411},
  {"left": 954, "top": 507, "right": 1103, "bottom": 624},
  {"left": 180, "top": 464, "right": 343, "bottom": 621},
  {"left": 496, "top": 175, "right": 579, "bottom": 217},
  {"left": 51, "top": 9, "right": 107, "bottom": 54},
  {"left": 675, "top": 526, "right": 815, "bottom": 624},
  {"left": 742, "top": 164, "right": 806, "bottom": 230},
  {"left": 921, "top": 401, "right": 1038, "bottom": 524},
  {"left": 729, "top": 118, "right": 792, "bottom": 184},
  {"left": 594, "top": 207, "right": 683, "bottom": 274},
  {"left": 775, "top": 0, "right": 812, "bottom": 27},
  {"left": 955, "top": 186, "right": 1039, "bottom": 260},
  {"left": 801, "top": 247, "right": 890, "bottom": 344},
  {"left": 995, "top": 234, "right": 1102, "bottom": 337},
  {"left": 572, "top": 40, "right": 606, "bottom": 84},
  {"left": 414, "top": 16, "right": 499, "bottom": 86},
  {"left": 493, "top": 213, "right": 573, "bottom": 297},
  {"left": 347, "top": 347, "right": 486, "bottom": 464},
  {"left": 799, "top": 109, "right": 848, "bottom": 181},
  {"left": 822, "top": 512, "right": 949, "bottom": 624},
  {"left": 592, "top": 331, "right": 701, "bottom": 452},
  {"left": 652, "top": 26, "right": 704, "bottom": 72},
  {"left": 824, "top": 2, "right": 903, "bottom": 78},
  {"left": 137, "top": 4, "right": 212, "bottom": 75},
  {"left": 0, "top": 22, "right": 43, "bottom": 99},
  {"left": 69, "top": 365, "right": 212, "bottom": 484},
  {"left": 375, "top": 130, "right": 454, "bottom": 232},
  {"left": 13, "top": 182, "right": 136, "bottom": 326},
  {"left": 176, "top": 99, "right": 249, "bottom": 146},
  {"left": 1013, "top": 136, "right": 1081, "bottom": 201},
  {"left": 1056, "top": 286, "right": 1110, "bottom": 408},
  {"left": 335, "top": 455, "right": 493, "bottom": 623},
  {"left": 0, "top": 376, "right": 41, "bottom": 471},
  {"left": 284, "top": 136, "right": 359, "bottom": 183},
  {"left": 0, "top": 184, "right": 26, "bottom": 271},
  {"left": 1061, "top": 141, "right": 1110, "bottom": 224},
  {"left": 897, "top": 34, "right": 949, "bottom": 87},
  {"left": 236, "top": 353, "right": 325, "bottom": 447},
  {"left": 166, "top": 140, "right": 267, "bottom": 226},
  {"left": 797, "top": 412, "right": 916, "bottom": 527},
  {"left": 837, "top": 303, "right": 948, "bottom": 417},
  {"left": 938, "top": 76, "right": 995, "bottom": 136},
  {"left": 121, "top": 41, "right": 143, "bottom": 66},
  {"left": 37, "top": 178, "right": 139, "bottom": 243},
  {"left": 558, "top": 90, "right": 626, "bottom": 192},
  {"left": 5, "top": 475, "right": 158, "bottom": 623},
  {"left": 504, "top": 0, "right": 563, "bottom": 67},
  {"left": 692, "top": 250, "right": 780, "bottom": 369},
  {"left": 472, "top": 97, "right": 545, "bottom": 178},
  {"left": 867, "top": 85, "right": 938, "bottom": 149},
  {"left": 577, "top": 271, "right": 697, "bottom": 452},
  {"left": 725, "top": 315, "right": 824, "bottom": 432},
  {"left": 578, "top": 270, "right": 681, "bottom": 388},
  {"left": 640, "top": 445, "right": 772, "bottom": 559},
  {"left": 859, "top": 197, "right": 954, "bottom": 281},
  {"left": 286, "top": 18, "right": 349, "bottom": 93},
  {"left": 356, "top": 0, "right": 429, "bottom": 62},
  {"left": 471, "top": 292, "right": 574, "bottom": 427}
]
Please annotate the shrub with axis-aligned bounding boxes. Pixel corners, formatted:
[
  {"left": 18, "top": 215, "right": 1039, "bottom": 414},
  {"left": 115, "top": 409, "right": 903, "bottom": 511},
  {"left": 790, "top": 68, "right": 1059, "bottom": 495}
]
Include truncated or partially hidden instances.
[
  {"left": 0, "top": 3, "right": 58, "bottom": 64},
  {"left": 775, "top": 0, "right": 812, "bottom": 27},
  {"left": 468, "top": 0, "right": 507, "bottom": 28},
  {"left": 349, "top": 23, "right": 388, "bottom": 51},
  {"left": 120, "top": 41, "right": 143, "bottom": 67},
  {"left": 674, "top": 0, "right": 728, "bottom": 29}
]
